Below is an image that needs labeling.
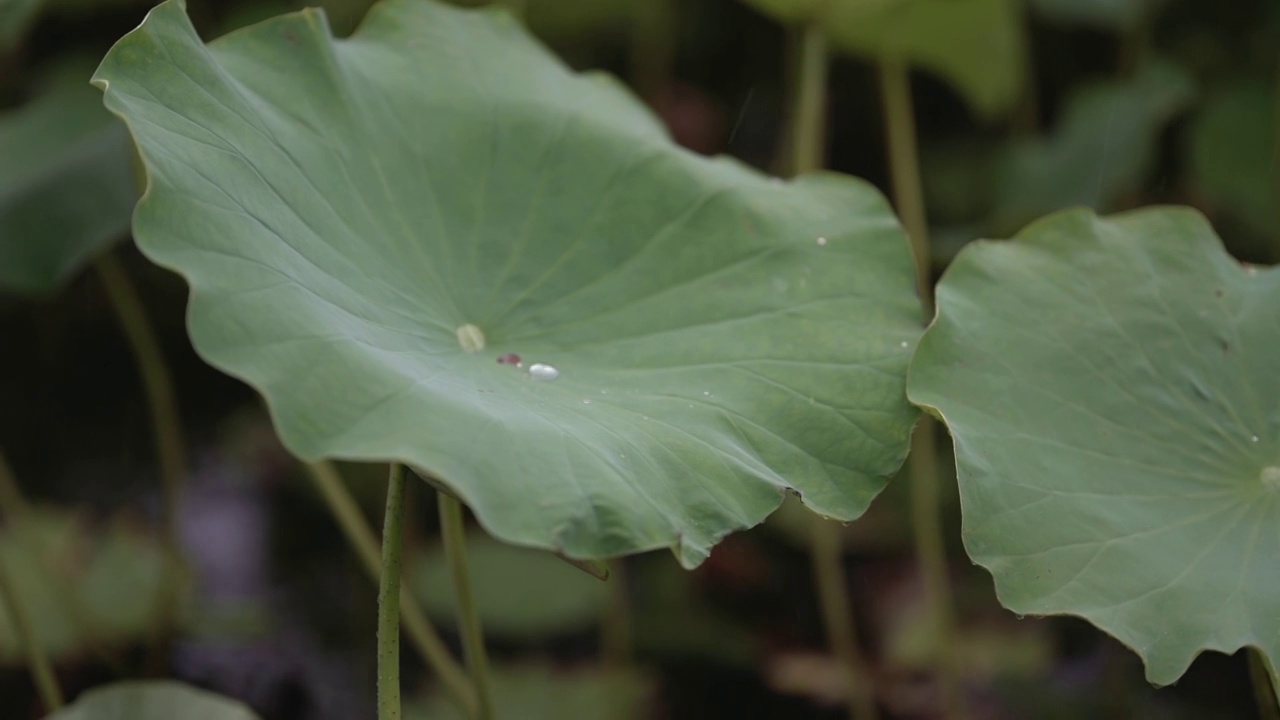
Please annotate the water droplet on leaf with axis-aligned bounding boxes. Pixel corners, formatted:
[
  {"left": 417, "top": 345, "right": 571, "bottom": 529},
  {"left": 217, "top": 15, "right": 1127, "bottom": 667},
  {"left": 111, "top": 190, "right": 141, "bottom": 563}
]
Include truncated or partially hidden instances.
[
  {"left": 528, "top": 363, "right": 559, "bottom": 381},
  {"left": 816, "top": 236, "right": 828, "bottom": 246}
]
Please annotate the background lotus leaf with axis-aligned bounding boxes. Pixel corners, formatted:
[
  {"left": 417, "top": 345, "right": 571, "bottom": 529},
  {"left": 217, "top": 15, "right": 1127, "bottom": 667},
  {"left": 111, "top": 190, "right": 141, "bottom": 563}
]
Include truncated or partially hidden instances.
[
  {"left": 93, "top": 0, "right": 921, "bottom": 567},
  {"left": 0, "top": 58, "right": 136, "bottom": 295},
  {"left": 45, "top": 681, "right": 259, "bottom": 720},
  {"left": 1187, "top": 79, "right": 1279, "bottom": 243},
  {"left": 908, "top": 206, "right": 1280, "bottom": 686},
  {"left": 739, "top": 0, "right": 1027, "bottom": 119}
]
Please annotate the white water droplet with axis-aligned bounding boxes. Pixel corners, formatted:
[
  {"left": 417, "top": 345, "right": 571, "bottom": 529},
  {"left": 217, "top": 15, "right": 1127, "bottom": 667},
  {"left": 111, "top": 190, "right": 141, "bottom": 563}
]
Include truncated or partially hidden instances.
[
  {"left": 816, "top": 236, "right": 828, "bottom": 246},
  {"left": 900, "top": 341, "right": 909, "bottom": 348},
  {"left": 703, "top": 391, "right": 711, "bottom": 396},
  {"left": 582, "top": 399, "right": 592, "bottom": 405},
  {"left": 1252, "top": 435, "right": 1260, "bottom": 442},
  {"left": 528, "top": 363, "right": 559, "bottom": 381}
]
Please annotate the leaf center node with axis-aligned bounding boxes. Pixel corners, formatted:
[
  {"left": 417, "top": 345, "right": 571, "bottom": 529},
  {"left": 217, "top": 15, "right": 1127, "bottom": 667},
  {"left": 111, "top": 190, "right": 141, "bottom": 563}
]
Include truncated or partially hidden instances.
[{"left": 455, "top": 324, "right": 486, "bottom": 354}]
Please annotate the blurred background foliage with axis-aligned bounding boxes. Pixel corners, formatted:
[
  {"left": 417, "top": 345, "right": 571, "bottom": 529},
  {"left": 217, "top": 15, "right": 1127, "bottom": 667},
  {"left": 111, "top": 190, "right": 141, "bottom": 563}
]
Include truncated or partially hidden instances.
[{"left": 0, "top": 0, "right": 1277, "bottom": 717}]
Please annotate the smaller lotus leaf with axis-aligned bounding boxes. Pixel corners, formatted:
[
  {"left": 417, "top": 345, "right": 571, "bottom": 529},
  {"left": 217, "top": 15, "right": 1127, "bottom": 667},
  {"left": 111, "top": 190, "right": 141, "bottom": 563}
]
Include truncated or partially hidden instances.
[
  {"left": 1188, "top": 80, "right": 1279, "bottom": 241},
  {"left": 94, "top": 0, "right": 921, "bottom": 567},
  {"left": 0, "top": 59, "right": 136, "bottom": 295},
  {"left": 45, "top": 681, "right": 259, "bottom": 720},
  {"left": 909, "top": 206, "right": 1280, "bottom": 686}
]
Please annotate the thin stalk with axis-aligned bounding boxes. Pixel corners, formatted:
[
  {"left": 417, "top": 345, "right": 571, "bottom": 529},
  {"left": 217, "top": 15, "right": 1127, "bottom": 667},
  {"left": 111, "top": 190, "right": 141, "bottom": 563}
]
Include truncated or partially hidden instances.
[
  {"left": 378, "top": 464, "right": 408, "bottom": 720},
  {"left": 438, "top": 494, "right": 495, "bottom": 720},
  {"left": 93, "top": 251, "right": 186, "bottom": 672},
  {"left": 601, "top": 559, "right": 633, "bottom": 668},
  {"left": 305, "top": 462, "right": 476, "bottom": 717},
  {"left": 811, "top": 521, "right": 878, "bottom": 720},
  {"left": 1248, "top": 648, "right": 1280, "bottom": 720},
  {"left": 791, "top": 20, "right": 878, "bottom": 720},
  {"left": 0, "top": 555, "right": 63, "bottom": 712},
  {"left": 879, "top": 57, "right": 966, "bottom": 719}
]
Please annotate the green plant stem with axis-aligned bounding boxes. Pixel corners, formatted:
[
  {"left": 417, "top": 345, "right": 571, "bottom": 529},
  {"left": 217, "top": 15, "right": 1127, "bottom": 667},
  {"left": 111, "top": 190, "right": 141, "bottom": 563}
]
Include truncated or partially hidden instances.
[
  {"left": 378, "top": 464, "right": 408, "bottom": 720},
  {"left": 790, "top": 21, "right": 827, "bottom": 176},
  {"left": 438, "top": 493, "right": 495, "bottom": 720},
  {"left": 305, "top": 462, "right": 477, "bottom": 717},
  {"left": 601, "top": 558, "right": 633, "bottom": 668},
  {"left": 879, "top": 57, "right": 966, "bottom": 719},
  {"left": 1249, "top": 648, "right": 1280, "bottom": 720},
  {"left": 811, "top": 520, "right": 878, "bottom": 720},
  {"left": 93, "top": 250, "right": 185, "bottom": 672},
  {"left": 0, "top": 554, "right": 63, "bottom": 712},
  {"left": 790, "top": 20, "right": 878, "bottom": 720}
]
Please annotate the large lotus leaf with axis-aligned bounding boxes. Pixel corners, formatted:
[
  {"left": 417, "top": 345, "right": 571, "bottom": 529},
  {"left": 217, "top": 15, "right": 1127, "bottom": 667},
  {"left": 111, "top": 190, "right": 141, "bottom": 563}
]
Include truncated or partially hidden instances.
[
  {"left": 739, "top": 0, "right": 1026, "bottom": 119},
  {"left": 406, "top": 665, "right": 651, "bottom": 720},
  {"left": 908, "top": 206, "right": 1280, "bottom": 686},
  {"left": 1188, "top": 80, "right": 1278, "bottom": 241},
  {"left": 45, "top": 681, "right": 259, "bottom": 720},
  {"left": 0, "top": 59, "right": 136, "bottom": 295},
  {"left": 94, "top": 0, "right": 921, "bottom": 567},
  {"left": 991, "top": 61, "right": 1194, "bottom": 235},
  {"left": 0, "top": 507, "right": 168, "bottom": 663},
  {"left": 411, "top": 531, "right": 608, "bottom": 639}
]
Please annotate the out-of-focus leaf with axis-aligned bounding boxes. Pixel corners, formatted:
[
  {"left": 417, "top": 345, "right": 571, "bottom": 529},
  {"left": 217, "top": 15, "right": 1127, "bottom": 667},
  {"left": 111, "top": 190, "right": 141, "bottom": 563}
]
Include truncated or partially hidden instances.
[
  {"left": 45, "top": 681, "right": 259, "bottom": 720},
  {"left": 991, "top": 61, "right": 1194, "bottom": 234},
  {"left": 1026, "top": 0, "right": 1155, "bottom": 31},
  {"left": 909, "top": 206, "right": 1280, "bottom": 686},
  {"left": 1188, "top": 79, "right": 1279, "bottom": 241},
  {"left": 410, "top": 532, "right": 608, "bottom": 639},
  {"left": 739, "top": 0, "right": 1027, "bottom": 118},
  {"left": 0, "top": 508, "right": 169, "bottom": 664},
  {"left": 94, "top": 0, "right": 920, "bottom": 568},
  {"left": 0, "top": 0, "right": 41, "bottom": 49},
  {"left": 0, "top": 59, "right": 136, "bottom": 295},
  {"left": 405, "top": 665, "right": 651, "bottom": 720},
  {"left": 631, "top": 556, "right": 760, "bottom": 666}
]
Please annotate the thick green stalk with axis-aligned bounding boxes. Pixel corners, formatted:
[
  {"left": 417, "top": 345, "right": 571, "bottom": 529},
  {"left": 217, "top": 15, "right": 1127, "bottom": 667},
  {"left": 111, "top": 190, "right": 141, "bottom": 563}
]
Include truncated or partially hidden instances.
[
  {"left": 1249, "top": 648, "right": 1280, "bottom": 720},
  {"left": 438, "top": 494, "right": 495, "bottom": 720},
  {"left": 791, "top": 20, "right": 878, "bottom": 720},
  {"left": 879, "top": 57, "right": 965, "bottom": 719},
  {"left": 93, "top": 251, "right": 185, "bottom": 671},
  {"left": 378, "top": 464, "right": 408, "bottom": 720},
  {"left": 305, "top": 462, "right": 477, "bottom": 716},
  {"left": 0, "top": 554, "right": 63, "bottom": 712}
]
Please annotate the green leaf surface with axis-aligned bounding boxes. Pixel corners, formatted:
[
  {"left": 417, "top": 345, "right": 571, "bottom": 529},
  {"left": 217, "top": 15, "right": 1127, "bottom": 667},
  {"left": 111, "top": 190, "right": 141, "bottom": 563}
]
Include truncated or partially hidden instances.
[
  {"left": 94, "top": 0, "right": 921, "bottom": 567},
  {"left": 991, "top": 61, "right": 1194, "bottom": 234},
  {"left": 908, "top": 206, "right": 1280, "bottom": 685},
  {"left": 0, "top": 508, "right": 169, "bottom": 664},
  {"left": 739, "top": 0, "right": 1027, "bottom": 118},
  {"left": 0, "top": 59, "right": 136, "bottom": 295},
  {"left": 45, "top": 681, "right": 259, "bottom": 720},
  {"left": 1187, "top": 80, "right": 1279, "bottom": 241},
  {"left": 411, "top": 531, "right": 608, "bottom": 639},
  {"left": 405, "top": 665, "right": 650, "bottom": 720}
]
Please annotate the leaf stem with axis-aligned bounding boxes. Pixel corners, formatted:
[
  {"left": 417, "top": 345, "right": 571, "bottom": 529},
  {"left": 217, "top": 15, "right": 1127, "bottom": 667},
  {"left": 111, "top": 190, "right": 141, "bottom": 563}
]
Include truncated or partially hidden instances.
[
  {"left": 438, "top": 493, "right": 495, "bottom": 720},
  {"left": 790, "top": 20, "right": 879, "bottom": 720},
  {"left": 93, "top": 250, "right": 185, "bottom": 672},
  {"left": 304, "top": 462, "right": 477, "bottom": 717},
  {"left": 879, "top": 57, "right": 966, "bottom": 719},
  {"left": 601, "top": 559, "right": 633, "bottom": 668},
  {"left": 378, "top": 464, "right": 408, "bottom": 720},
  {"left": 0, "top": 552, "right": 63, "bottom": 712},
  {"left": 1248, "top": 648, "right": 1280, "bottom": 720}
]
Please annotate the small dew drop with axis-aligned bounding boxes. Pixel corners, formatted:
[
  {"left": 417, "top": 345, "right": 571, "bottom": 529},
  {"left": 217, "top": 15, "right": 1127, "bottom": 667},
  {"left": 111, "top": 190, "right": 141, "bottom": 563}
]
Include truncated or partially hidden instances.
[
  {"left": 528, "top": 363, "right": 559, "bottom": 381},
  {"left": 703, "top": 391, "right": 711, "bottom": 396},
  {"left": 582, "top": 399, "right": 592, "bottom": 405},
  {"left": 1015, "top": 614, "right": 1026, "bottom": 621},
  {"left": 816, "top": 236, "right": 828, "bottom": 246},
  {"left": 900, "top": 341, "right": 909, "bottom": 348},
  {"left": 1252, "top": 435, "right": 1261, "bottom": 443}
]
